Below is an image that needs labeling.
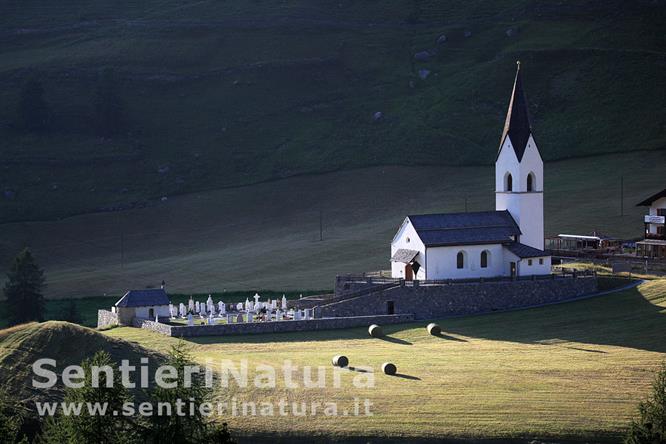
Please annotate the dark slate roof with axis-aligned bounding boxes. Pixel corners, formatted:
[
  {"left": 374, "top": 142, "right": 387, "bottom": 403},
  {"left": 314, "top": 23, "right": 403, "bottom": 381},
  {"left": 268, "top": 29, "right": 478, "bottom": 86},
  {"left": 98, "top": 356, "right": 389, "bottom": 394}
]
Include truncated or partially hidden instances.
[
  {"left": 391, "top": 249, "right": 419, "bottom": 263},
  {"left": 636, "top": 188, "right": 666, "bottom": 206},
  {"left": 408, "top": 210, "right": 520, "bottom": 247},
  {"left": 498, "top": 62, "right": 533, "bottom": 162},
  {"left": 115, "top": 289, "right": 169, "bottom": 308},
  {"left": 506, "top": 242, "right": 547, "bottom": 258}
]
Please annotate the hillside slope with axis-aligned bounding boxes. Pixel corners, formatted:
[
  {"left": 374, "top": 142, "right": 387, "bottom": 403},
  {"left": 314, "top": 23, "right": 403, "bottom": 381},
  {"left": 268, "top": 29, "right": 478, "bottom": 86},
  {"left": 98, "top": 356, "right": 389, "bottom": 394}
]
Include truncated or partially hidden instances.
[
  {"left": 0, "top": 321, "right": 164, "bottom": 405},
  {"left": 1, "top": 150, "right": 664, "bottom": 298},
  {"left": 1, "top": 0, "right": 665, "bottom": 221}
]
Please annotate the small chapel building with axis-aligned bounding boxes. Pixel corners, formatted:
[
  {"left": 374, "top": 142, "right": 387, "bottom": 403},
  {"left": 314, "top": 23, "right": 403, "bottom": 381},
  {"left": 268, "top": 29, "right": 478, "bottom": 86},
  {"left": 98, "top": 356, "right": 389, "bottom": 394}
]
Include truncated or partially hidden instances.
[
  {"left": 391, "top": 62, "right": 552, "bottom": 280},
  {"left": 112, "top": 288, "right": 171, "bottom": 325}
]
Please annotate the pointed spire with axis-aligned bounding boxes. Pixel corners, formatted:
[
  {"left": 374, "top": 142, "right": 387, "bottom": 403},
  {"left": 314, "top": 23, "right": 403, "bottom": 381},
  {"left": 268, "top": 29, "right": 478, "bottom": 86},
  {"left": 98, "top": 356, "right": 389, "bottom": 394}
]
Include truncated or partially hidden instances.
[{"left": 499, "top": 61, "right": 533, "bottom": 161}]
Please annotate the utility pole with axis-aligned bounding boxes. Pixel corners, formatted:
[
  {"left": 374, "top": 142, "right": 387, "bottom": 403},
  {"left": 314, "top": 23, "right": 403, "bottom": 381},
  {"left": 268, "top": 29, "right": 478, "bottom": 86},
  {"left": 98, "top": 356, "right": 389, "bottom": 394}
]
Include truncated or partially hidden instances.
[
  {"left": 119, "top": 214, "right": 125, "bottom": 269},
  {"left": 620, "top": 176, "right": 624, "bottom": 217}
]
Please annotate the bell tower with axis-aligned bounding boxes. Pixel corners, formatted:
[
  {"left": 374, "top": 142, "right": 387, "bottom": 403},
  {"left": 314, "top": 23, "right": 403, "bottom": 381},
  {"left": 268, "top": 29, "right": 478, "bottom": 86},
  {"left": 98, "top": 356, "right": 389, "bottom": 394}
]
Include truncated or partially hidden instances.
[{"left": 495, "top": 62, "right": 544, "bottom": 250}]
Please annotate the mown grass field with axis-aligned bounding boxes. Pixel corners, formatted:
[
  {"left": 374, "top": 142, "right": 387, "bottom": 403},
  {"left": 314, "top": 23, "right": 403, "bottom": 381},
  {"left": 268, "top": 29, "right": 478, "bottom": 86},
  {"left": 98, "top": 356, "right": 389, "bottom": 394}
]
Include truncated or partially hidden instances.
[
  {"left": 103, "top": 279, "right": 666, "bottom": 441},
  {"left": 1, "top": 1, "right": 665, "bottom": 221},
  {"left": 1, "top": 150, "right": 664, "bottom": 298}
]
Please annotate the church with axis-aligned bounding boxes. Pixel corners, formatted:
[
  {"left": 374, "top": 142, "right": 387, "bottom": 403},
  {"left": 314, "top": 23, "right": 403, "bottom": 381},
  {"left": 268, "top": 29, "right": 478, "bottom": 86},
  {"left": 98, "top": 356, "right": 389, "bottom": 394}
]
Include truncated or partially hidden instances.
[{"left": 391, "top": 62, "right": 552, "bottom": 280}]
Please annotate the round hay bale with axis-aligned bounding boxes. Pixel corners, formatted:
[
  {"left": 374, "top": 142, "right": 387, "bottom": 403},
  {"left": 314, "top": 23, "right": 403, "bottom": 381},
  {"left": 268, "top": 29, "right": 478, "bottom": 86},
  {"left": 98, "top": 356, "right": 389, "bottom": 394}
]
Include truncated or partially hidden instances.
[
  {"left": 427, "top": 323, "right": 442, "bottom": 336},
  {"left": 332, "top": 355, "right": 349, "bottom": 368},
  {"left": 368, "top": 324, "right": 383, "bottom": 338},
  {"left": 382, "top": 362, "right": 397, "bottom": 376}
]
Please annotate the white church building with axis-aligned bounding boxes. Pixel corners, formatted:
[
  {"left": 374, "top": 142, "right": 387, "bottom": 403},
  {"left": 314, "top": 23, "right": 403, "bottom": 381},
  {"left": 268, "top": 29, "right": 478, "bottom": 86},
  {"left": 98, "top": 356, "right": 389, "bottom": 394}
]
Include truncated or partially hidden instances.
[{"left": 391, "top": 62, "right": 552, "bottom": 280}]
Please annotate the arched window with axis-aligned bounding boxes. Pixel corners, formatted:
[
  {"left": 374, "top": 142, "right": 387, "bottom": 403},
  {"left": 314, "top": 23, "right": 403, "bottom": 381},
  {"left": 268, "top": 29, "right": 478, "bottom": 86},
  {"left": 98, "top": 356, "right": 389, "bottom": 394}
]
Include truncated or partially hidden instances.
[
  {"left": 456, "top": 251, "right": 465, "bottom": 269},
  {"left": 527, "top": 172, "right": 535, "bottom": 192},
  {"left": 505, "top": 173, "right": 513, "bottom": 192},
  {"left": 480, "top": 250, "right": 489, "bottom": 268}
]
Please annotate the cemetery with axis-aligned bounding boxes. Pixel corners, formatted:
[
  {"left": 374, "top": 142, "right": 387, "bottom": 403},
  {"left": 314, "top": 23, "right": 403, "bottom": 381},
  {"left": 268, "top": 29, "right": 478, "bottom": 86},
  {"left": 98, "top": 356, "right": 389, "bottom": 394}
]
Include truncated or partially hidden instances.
[
  {"left": 97, "top": 269, "right": 597, "bottom": 337},
  {"left": 97, "top": 288, "right": 413, "bottom": 337}
]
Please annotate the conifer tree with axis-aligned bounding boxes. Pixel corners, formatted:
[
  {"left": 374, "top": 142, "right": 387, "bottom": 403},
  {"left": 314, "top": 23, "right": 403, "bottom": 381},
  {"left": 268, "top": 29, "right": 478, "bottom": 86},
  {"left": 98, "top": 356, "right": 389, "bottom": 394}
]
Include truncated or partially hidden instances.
[
  {"left": 145, "top": 341, "right": 234, "bottom": 443},
  {"left": 40, "top": 351, "right": 139, "bottom": 444},
  {"left": 626, "top": 363, "right": 666, "bottom": 443},
  {"left": 4, "top": 248, "right": 46, "bottom": 326}
]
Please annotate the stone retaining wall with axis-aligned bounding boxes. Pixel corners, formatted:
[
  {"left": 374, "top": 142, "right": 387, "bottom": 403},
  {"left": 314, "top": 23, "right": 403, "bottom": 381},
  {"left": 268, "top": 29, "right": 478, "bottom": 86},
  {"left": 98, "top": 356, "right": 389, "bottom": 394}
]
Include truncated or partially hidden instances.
[
  {"left": 97, "top": 309, "right": 119, "bottom": 329},
  {"left": 135, "top": 314, "right": 414, "bottom": 337},
  {"left": 318, "top": 276, "right": 598, "bottom": 319}
]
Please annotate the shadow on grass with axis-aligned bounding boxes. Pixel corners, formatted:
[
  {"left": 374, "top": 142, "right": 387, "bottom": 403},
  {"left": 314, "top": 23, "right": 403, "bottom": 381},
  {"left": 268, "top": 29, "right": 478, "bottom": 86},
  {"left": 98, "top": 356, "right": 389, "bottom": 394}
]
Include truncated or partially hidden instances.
[
  {"left": 564, "top": 346, "right": 607, "bottom": 354},
  {"left": 392, "top": 373, "right": 421, "bottom": 381},
  {"left": 347, "top": 366, "right": 372, "bottom": 373},
  {"left": 436, "top": 285, "right": 666, "bottom": 353},
  {"left": 433, "top": 333, "right": 467, "bottom": 342},
  {"left": 378, "top": 336, "right": 412, "bottom": 345},
  {"left": 182, "top": 326, "right": 376, "bottom": 345}
]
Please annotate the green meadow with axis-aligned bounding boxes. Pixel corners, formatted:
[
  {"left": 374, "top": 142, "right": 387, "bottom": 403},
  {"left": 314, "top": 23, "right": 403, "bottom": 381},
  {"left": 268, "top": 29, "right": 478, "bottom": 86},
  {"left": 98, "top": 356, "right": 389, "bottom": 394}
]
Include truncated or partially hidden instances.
[{"left": 98, "top": 279, "right": 666, "bottom": 441}]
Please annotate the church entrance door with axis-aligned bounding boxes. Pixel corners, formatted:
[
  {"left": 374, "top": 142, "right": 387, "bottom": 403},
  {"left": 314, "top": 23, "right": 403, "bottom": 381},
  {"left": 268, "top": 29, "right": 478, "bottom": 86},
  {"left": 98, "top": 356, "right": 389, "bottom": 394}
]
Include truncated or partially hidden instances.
[{"left": 404, "top": 264, "right": 413, "bottom": 281}]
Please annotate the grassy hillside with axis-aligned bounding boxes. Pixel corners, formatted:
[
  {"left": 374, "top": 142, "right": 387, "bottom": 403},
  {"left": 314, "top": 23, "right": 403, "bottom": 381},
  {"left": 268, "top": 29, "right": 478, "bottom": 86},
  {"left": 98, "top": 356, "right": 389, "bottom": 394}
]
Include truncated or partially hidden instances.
[
  {"left": 1, "top": 0, "right": 665, "bottom": 221},
  {"left": 0, "top": 321, "right": 164, "bottom": 404},
  {"left": 1, "top": 150, "right": 664, "bottom": 298},
  {"left": 103, "top": 279, "right": 666, "bottom": 440}
]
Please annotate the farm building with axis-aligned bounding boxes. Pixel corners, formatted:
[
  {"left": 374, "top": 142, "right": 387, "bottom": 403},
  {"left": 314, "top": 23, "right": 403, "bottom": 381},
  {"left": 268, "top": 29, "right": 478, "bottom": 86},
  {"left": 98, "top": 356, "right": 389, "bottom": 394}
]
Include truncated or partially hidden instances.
[
  {"left": 545, "top": 233, "right": 622, "bottom": 254},
  {"left": 112, "top": 288, "right": 171, "bottom": 325},
  {"left": 391, "top": 62, "right": 551, "bottom": 280},
  {"left": 636, "top": 188, "right": 666, "bottom": 258}
]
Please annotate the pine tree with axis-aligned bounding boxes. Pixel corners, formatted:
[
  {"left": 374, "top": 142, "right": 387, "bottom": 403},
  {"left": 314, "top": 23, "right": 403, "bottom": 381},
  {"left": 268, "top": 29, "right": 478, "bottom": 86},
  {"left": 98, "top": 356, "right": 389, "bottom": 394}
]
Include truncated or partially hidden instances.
[
  {"left": 144, "top": 341, "right": 234, "bottom": 443},
  {"left": 4, "top": 248, "right": 46, "bottom": 326},
  {"left": 0, "top": 389, "right": 28, "bottom": 443},
  {"left": 625, "top": 363, "right": 666, "bottom": 443},
  {"left": 40, "top": 351, "right": 139, "bottom": 444},
  {"left": 17, "top": 77, "right": 50, "bottom": 133}
]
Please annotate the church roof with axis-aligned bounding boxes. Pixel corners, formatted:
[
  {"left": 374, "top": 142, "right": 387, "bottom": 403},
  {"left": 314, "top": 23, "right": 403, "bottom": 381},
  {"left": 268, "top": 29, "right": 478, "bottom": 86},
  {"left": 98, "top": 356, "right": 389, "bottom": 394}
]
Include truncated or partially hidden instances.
[
  {"left": 115, "top": 288, "right": 169, "bottom": 308},
  {"left": 506, "top": 242, "right": 547, "bottom": 258},
  {"left": 636, "top": 187, "right": 666, "bottom": 206},
  {"left": 407, "top": 210, "right": 521, "bottom": 247},
  {"left": 499, "top": 62, "right": 533, "bottom": 162}
]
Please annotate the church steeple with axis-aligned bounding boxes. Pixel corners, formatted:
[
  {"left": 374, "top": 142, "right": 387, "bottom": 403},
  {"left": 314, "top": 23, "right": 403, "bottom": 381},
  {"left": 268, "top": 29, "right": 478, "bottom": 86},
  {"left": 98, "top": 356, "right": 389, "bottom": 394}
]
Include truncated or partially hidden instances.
[
  {"left": 495, "top": 61, "right": 544, "bottom": 251},
  {"left": 499, "top": 61, "right": 533, "bottom": 162}
]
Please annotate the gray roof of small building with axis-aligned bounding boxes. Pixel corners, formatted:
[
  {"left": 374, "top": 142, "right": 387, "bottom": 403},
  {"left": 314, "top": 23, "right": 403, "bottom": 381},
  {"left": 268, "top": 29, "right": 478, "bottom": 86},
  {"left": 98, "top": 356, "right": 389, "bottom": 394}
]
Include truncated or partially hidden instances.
[
  {"left": 407, "top": 210, "right": 520, "bottom": 247},
  {"left": 391, "top": 249, "right": 419, "bottom": 263},
  {"left": 506, "top": 242, "right": 547, "bottom": 258},
  {"left": 115, "top": 289, "right": 169, "bottom": 308}
]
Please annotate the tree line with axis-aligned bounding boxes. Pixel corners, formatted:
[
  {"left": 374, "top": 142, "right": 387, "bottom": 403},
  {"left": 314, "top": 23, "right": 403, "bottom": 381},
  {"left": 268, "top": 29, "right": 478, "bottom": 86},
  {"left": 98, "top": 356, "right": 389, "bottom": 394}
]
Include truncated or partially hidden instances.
[{"left": 16, "top": 69, "right": 125, "bottom": 138}]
